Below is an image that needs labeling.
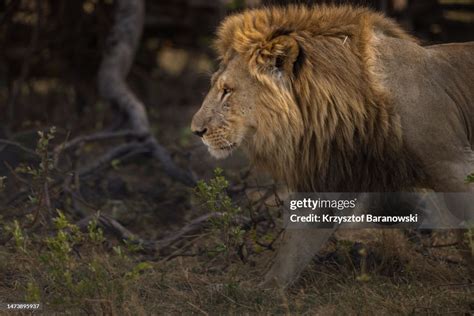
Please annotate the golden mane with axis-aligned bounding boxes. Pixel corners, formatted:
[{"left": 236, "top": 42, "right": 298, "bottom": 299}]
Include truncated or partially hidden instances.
[{"left": 214, "top": 5, "right": 425, "bottom": 191}]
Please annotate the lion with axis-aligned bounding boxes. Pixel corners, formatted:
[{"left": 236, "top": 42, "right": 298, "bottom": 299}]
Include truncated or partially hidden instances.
[{"left": 190, "top": 5, "right": 474, "bottom": 287}]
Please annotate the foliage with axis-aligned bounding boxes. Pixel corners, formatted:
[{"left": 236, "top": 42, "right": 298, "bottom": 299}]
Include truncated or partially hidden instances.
[
  {"left": 467, "top": 226, "right": 474, "bottom": 256},
  {"left": 10, "top": 220, "right": 27, "bottom": 253},
  {"left": 1, "top": 210, "right": 152, "bottom": 313},
  {"left": 0, "top": 129, "right": 153, "bottom": 313},
  {"left": 195, "top": 168, "right": 245, "bottom": 261},
  {"left": 16, "top": 127, "right": 56, "bottom": 181},
  {"left": 13, "top": 127, "right": 57, "bottom": 226},
  {"left": 466, "top": 172, "right": 474, "bottom": 183}
]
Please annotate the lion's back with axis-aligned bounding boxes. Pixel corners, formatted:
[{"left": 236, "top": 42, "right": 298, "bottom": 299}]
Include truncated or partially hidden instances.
[
  {"left": 376, "top": 37, "right": 474, "bottom": 163},
  {"left": 427, "top": 42, "right": 474, "bottom": 144}
]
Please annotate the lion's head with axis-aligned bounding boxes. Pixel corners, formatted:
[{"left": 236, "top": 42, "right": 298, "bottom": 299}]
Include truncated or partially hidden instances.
[
  {"left": 190, "top": 30, "right": 304, "bottom": 161},
  {"left": 190, "top": 55, "right": 260, "bottom": 159},
  {"left": 191, "top": 5, "right": 413, "bottom": 191}
]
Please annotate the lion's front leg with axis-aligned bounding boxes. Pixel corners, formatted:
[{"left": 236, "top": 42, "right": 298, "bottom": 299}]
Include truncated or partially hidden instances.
[{"left": 262, "top": 227, "right": 336, "bottom": 288}]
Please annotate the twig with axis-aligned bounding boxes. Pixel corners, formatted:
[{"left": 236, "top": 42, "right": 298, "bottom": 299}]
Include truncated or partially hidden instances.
[
  {"left": 160, "top": 234, "right": 209, "bottom": 262},
  {"left": 75, "top": 141, "right": 146, "bottom": 178},
  {"left": 43, "top": 177, "right": 52, "bottom": 218},
  {"left": 155, "top": 213, "right": 225, "bottom": 251},
  {"left": 74, "top": 212, "right": 255, "bottom": 257},
  {"left": 63, "top": 187, "right": 89, "bottom": 218},
  {"left": 147, "top": 138, "right": 197, "bottom": 186},
  {"left": 165, "top": 250, "right": 205, "bottom": 261},
  {"left": 3, "top": 161, "right": 29, "bottom": 185},
  {"left": 53, "top": 129, "right": 146, "bottom": 165},
  {"left": 0, "top": 139, "right": 39, "bottom": 157},
  {"left": 4, "top": 141, "right": 148, "bottom": 207},
  {"left": 77, "top": 213, "right": 136, "bottom": 239}
]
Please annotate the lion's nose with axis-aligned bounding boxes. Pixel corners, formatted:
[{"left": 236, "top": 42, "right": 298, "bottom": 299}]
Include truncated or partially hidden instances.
[{"left": 192, "top": 128, "right": 207, "bottom": 138}]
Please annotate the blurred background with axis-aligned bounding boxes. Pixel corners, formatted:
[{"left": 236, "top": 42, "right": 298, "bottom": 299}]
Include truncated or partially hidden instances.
[
  {"left": 1, "top": 0, "right": 473, "bottom": 138},
  {"left": 1, "top": 0, "right": 473, "bottom": 234},
  {"left": 0, "top": 1, "right": 473, "bottom": 313},
  {"left": 0, "top": 0, "right": 473, "bottom": 237}
]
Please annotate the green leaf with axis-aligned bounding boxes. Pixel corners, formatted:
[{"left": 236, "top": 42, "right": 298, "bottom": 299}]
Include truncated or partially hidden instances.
[{"left": 466, "top": 173, "right": 474, "bottom": 183}]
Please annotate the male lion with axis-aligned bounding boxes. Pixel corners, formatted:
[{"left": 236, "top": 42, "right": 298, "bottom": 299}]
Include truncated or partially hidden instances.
[{"left": 191, "top": 5, "right": 474, "bottom": 287}]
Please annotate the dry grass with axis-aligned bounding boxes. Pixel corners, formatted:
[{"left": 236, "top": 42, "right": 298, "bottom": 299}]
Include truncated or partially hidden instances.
[
  {"left": 139, "top": 229, "right": 471, "bottom": 315},
  {"left": 0, "top": 131, "right": 472, "bottom": 315},
  {"left": 1, "top": 222, "right": 472, "bottom": 315}
]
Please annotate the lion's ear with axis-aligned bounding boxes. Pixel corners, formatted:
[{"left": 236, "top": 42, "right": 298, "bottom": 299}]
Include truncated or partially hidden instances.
[{"left": 258, "top": 35, "right": 300, "bottom": 77}]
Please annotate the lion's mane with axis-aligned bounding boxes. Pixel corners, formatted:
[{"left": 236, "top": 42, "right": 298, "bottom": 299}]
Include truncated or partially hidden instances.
[{"left": 214, "top": 5, "right": 427, "bottom": 192}]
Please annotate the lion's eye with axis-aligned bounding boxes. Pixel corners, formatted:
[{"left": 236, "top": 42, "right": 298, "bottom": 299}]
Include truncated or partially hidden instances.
[{"left": 221, "top": 87, "right": 232, "bottom": 100}]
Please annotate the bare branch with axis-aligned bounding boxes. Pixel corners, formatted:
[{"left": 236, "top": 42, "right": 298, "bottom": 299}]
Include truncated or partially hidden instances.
[
  {"left": 75, "top": 212, "right": 259, "bottom": 257},
  {"left": 76, "top": 141, "right": 147, "bottom": 178},
  {"left": 56, "top": 129, "right": 146, "bottom": 153},
  {"left": 54, "top": 129, "right": 146, "bottom": 165},
  {"left": 146, "top": 138, "right": 197, "bottom": 187},
  {"left": 0, "top": 139, "right": 39, "bottom": 157},
  {"left": 76, "top": 213, "right": 137, "bottom": 241},
  {"left": 98, "top": 0, "right": 148, "bottom": 133},
  {"left": 92, "top": 0, "right": 195, "bottom": 186},
  {"left": 155, "top": 212, "right": 225, "bottom": 251}
]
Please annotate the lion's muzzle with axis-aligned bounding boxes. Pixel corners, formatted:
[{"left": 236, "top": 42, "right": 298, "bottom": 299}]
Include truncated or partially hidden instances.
[{"left": 191, "top": 109, "right": 209, "bottom": 138}]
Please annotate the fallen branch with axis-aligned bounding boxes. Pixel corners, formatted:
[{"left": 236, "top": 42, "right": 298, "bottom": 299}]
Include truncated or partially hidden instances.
[
  {"left": 75, "top": 213, "right": 218, "bottom": 255},
  {"left": 75, "top": 212, "right": 261, "bottom": 257},
  {"left": 155, "top": 213, "right": 226, "bottom": 251},
  {"left": 76, "top": 213, "right": 138, "bottom": 241},
  {"left": 53, "top": 129, "right": 146, "bottom": 164},
  {"left": 75, "top": 141, "right": 147, "bottom": 178}
]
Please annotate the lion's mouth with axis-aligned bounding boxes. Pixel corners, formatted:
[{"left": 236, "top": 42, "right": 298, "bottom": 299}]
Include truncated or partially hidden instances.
[
  {"left": 207, "top": 142, "right": 238, "bottom": 159},
  {"left": 218, "top": 143, "right": 237, "bottom": 150}
]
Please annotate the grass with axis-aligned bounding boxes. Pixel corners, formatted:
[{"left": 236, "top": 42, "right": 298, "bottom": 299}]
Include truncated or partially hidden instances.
[
  {"left": 0, "top": 130, "right": 472, "bottom": 314},
  {"left": 145, "top": 228, "right": 472, "bottom": 314},
  {"left": 1, "top": 216, "right": 472, "bottom": 314}
]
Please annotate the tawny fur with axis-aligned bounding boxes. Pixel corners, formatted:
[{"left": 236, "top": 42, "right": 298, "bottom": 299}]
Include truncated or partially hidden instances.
[
  {"left": 190, "top": 4, "right": 474, "bottom": 288},
  {"left": 214, "top": 5, "right": 426, "bottom": 192}
]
